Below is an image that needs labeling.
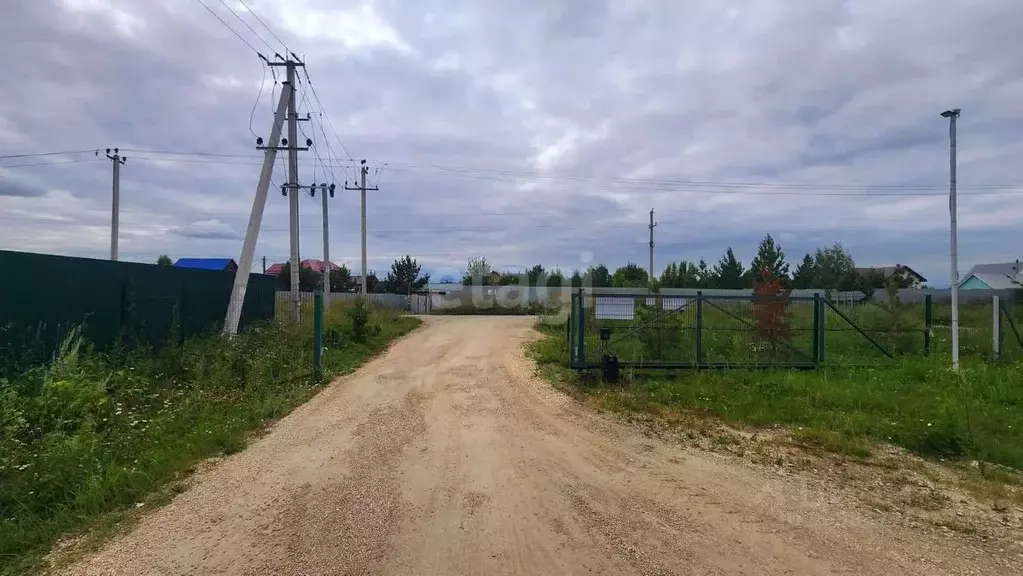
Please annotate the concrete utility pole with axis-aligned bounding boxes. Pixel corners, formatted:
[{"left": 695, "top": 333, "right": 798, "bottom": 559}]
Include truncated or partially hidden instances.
[
  {"left": 294, "top": 183, "right": 336, "bottom": 302},
  {"left": 224, "top": 55, "right": 309, "bottom": 334},
  {"left": 648, "top": 208, "right": 657, "bottom": 283},
  {"left": 104, "top": 148, "right": 126, "bottom": 261},
  {"left": 317, "top": 183, "right": 335, "bottom": 302},
  {"left": 345, "top": 159, "right": 378, "bottom": 295},
  {"left": 941, "top": 108, "right": 962, "bottom": 369},
  {"left": 285, "top": 61, "right": 302, "bottom": 323}
]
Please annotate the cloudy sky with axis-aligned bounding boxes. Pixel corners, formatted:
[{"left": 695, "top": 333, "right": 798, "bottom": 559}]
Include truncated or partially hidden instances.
[{"left": 2, "top": 0, "right": 1022, "bottom": 285}]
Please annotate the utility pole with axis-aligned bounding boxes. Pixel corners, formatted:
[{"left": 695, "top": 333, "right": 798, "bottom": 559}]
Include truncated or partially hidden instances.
[
  {"left": 223, "top": 54, "right": 308, "bottom": 334},
  {"left": 103, "top": 148, "right": 126, "bottom": 261},
  {"left": 648, "top": 208, "right": 657, "bottom": 283},
  {"left": 345, "top": 159, "right": 378, "bottom": 295},
  {"left": 292, "top": 183, "right": 336, "bottom": 302},
  {"left": 318, "top": 184, "right": 335, "bottom": 303},
  {"left": 941, "top": 108, "right": 961, "bottom": 369},
  {"left": 262, "top": 256, "right": 267, "bottom": 274}
]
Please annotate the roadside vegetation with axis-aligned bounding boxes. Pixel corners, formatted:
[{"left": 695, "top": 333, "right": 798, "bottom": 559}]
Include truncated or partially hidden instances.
[
  {"left": 530, "top": 319, "right": 1023, "bottom": 471},
  {"left": 0, "top": 301, "right": 419, "bottom": 575}
]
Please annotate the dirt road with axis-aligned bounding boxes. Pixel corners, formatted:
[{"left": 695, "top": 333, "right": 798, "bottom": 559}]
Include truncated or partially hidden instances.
[{"left": 66, "top": 317, "right": 1011, "bottom": 575}]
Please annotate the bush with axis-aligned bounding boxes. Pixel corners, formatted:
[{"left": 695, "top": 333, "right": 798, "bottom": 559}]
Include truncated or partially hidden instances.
[{"left": 346, "top": 299, "right": 373, "bottom": 343}]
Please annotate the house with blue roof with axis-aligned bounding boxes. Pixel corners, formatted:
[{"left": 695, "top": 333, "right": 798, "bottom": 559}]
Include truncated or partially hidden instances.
[{"left": 173, "top": 258, "right": 238, "bottom": 273}]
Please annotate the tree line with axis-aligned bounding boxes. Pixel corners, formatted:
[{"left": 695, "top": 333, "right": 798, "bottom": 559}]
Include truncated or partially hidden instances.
[
  {"left": 459, "top": 234, "right": 917, "bottom": 294},
  {"left": 156, "top": 232, "right": 914, "bottom": 298}
]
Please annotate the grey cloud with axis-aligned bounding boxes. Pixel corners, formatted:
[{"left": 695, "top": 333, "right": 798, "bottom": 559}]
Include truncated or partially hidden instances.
[
  {"left": 1, "top": 0, "right": 1022, "bottom": 286},
  {"left": 172, "top": 219, "right": 242, "bottom": 240},
  {"left": 0, "top": 174, "right": 47, "bottom": 197}
]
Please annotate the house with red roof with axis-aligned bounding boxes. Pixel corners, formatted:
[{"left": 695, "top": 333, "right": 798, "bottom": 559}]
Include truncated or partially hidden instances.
[{"left": 264, "top": 259, "right": 341, "bottom": 276}]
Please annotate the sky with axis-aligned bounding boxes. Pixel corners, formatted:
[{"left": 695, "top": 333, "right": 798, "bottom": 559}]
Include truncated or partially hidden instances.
[{"left": 1, "top": 0, "right": 1022, "bottom": 286}]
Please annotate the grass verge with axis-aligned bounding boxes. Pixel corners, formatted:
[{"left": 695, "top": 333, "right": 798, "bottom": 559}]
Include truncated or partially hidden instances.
[
  {"left": 0, "top": 301, "right": 419, "bottom": 575},
  {"left": 528, "top": 322, "right": 1023, "bottom": 470}
]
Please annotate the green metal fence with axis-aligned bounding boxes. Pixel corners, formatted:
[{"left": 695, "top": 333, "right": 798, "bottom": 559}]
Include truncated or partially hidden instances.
[
  {"left": 0, "top": 250, "right": 275, "bottom": 370},
  {"left": 566, "top": 290, "right": 945, "bottom": 370}
]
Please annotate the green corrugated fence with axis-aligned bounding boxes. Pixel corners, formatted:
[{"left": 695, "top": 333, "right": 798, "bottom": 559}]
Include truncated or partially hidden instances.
[{"left": 0, "top": 250, "right": 275, "bottom": 371}]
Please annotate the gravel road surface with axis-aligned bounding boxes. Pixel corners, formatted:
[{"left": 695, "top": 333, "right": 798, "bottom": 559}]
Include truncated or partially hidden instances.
[{"left": 65, "top": 316, "right": 1010, "bottom": 575}]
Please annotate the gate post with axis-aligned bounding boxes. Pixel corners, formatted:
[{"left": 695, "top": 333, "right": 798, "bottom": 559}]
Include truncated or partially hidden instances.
[
  {"left": 695, "top": 291, "right": 704, "bottom": 368},
  {"left": 576, "top": 289, "right": 585, "bottom": 364},
  {"left": 568, "top": 292, "right": 575, "bottom": 365},
  {"left": 924, "top": 294, "right": 933, "bottom": 356},
  {"left": 812, "top": 294, "right": 820, "bottom": 366},
  {"left": 993, "top": 295, "right": 1001, "bottom": 361}
]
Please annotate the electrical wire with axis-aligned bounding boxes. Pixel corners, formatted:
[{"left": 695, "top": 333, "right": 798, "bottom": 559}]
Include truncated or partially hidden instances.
[
  {"left": 216, "top": 0, "right": 275, "bottom": 54},
  {"left": 302, "top": 68, "right": 355, "bottom": 163},
  {"left": 0, "top": 150, "right": 95, "bottom": 160},
  {"left": 0, "top": 158, "right": 103, "bottom": 169},
  {"left": 235, "top": 0, "right": 289, "bottom": 55},
  {"left": 248, "top": 61, "right": 268, "bottom": 139},
  {"left": 106, "top": 147, "right": 1023, "bottom": 194},
  {"left": 118, "top": 153, "right": 1023, "bottom": 197},
  {"left": 194, "top": 0, "right": 261, "bottom": 55}
]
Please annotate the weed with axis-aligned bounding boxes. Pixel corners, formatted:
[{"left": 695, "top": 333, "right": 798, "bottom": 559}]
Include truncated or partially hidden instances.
[
  {"left": 792, "top": 428, "right": 871, "bottom": 459},
  {"left": 0, "top": 303, "right": 419, "bottom": 575}
]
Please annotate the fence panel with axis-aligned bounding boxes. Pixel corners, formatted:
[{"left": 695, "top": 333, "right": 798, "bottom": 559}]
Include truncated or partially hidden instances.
[{"left": 0, "top": 250, "right": 275, "bottom": 370}]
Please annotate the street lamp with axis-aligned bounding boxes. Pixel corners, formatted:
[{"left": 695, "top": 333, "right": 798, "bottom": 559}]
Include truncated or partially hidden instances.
[{"left": 941, "top": 108, "right": 961, "bottom": 369}]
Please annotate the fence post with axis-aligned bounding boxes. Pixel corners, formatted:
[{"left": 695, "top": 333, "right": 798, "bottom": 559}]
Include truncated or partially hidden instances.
[
  {"left": 695, "top": 291, "right": 704, "bottom": 367},
  {"left": 567, "top": 293, "right": 575, "bottom": 365},
  {"left": 993, "top": 295, "right": 1001, "bottom": 361},
  {"left": 812, "top": 294, "right": 820, "bottom": 366},
  {"left": 818, "top": 296, "right": 827, "bottom": 363},
  {"left": 576, "top": 289, "right": 585, "bottom": 364},
  {"left": 313, "top": 290, "right": 324, "bottom": 383},
  {"left": 924, "top": 294, "right": 933, "bottom": 355}
]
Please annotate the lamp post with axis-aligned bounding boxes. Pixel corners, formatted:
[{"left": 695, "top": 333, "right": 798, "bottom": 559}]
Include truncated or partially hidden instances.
[{"left": 941, "top": 108, "right": 961, "bottom": 369}]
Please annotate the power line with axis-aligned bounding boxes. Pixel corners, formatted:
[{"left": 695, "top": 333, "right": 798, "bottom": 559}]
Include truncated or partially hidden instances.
[
  {"left": 106, "top": 147, "right": 1023, "bottom": 193},
  {"left": 215, "top": 0, "right": 275, "bottom": 54},
  {"left": 300, "top": 67, "right": 353, "bottom": 181},
  {"left": 248, "top": 61, "right": 268, "bottom": 139},
  {"left": 235, "top": 0, "right": 289, "bottom": 55},
  {"left": 0, "top": 150, "right": 95, "bottom": 160},
  {"left": 194, "top": 0, "right": 261, "bottom": 55},
  {"left": 0, "top": 158, "right": 103, "bottom": 169},
  {"left": 122, "top": 153, "right": 1023, "bottom": 196}
]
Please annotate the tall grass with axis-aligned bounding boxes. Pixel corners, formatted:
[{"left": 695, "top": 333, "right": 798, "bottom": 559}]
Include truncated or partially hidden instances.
[
  {"left": 530, "top": 322, "right": 1023, "bottom": 470},
  {"left": 0, "top": 301, "right": 419, "bottom": 575}
]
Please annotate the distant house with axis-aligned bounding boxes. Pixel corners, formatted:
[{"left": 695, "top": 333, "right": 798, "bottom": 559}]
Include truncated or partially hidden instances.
[
  {"left": 959, "top": 261, "right": 1021, "bottom": 290},
  {"left": 173, "top": 258, "right": 238, "bottom": 273},
  {"left": 300, "top": 259, "right": 342, "bottom": 273},
  {"left": 264, "top": 259, "right": 340, "bottom": 276},
  {"left": 855, "top": 264, "right": 927, "bottom": 289}
]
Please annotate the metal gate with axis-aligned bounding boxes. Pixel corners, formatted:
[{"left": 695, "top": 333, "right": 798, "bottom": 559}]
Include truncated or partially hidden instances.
[{"left": 567, "top": 290, "right": 906, "bottom": 370}]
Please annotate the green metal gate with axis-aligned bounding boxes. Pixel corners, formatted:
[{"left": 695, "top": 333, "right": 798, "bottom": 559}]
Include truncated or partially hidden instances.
[{"left": 567, "top": 290, "right": 908, "bottom": 370}]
